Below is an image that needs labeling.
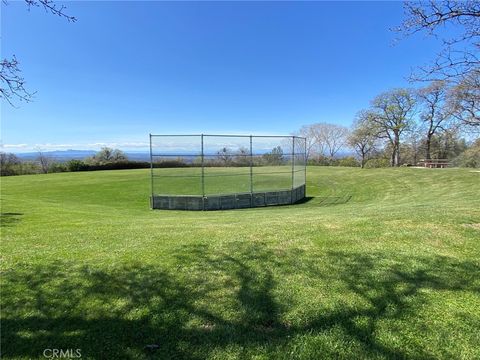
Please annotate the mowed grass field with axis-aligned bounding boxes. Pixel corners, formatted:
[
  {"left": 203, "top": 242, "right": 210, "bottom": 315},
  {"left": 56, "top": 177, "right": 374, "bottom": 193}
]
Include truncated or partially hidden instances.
[
  {"left": 152, "top": 165, "right": 305, "bottom": 195},
  {"left": 1, "top": 167, "right": 480, "bottom": 359}
]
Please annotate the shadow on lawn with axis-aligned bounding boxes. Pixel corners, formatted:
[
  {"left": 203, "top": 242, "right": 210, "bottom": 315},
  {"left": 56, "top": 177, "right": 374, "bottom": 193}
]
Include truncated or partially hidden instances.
[
  {"left": 316, "top": 194, "right": 352, "bottom": 206},
  {"left": 0, "top": 212, "right": 23, "bottom": 227},
  {"left": 2, "top": 243, "right": 479, "bottom": 359},
  {"left": 293, "top": 196, "right": 315, "bottom": 205}
]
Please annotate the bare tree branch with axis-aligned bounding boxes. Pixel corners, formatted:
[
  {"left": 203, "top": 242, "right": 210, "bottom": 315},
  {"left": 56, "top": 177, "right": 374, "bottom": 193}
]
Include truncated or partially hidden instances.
[
  {"left": 1, "top": 0, "right": 75, "bottom": 106},
  {"left": 0, "top": 56, "right": 35, "bottom": 107},
  {"left": 448, "top": 69, "right": 480, "bottom": 127},
  {"left": 395, "top": 0, "right": 480, "bottom": 82},
  {"left": 24, "top": 0, "right": 76, "bottom": 22},
  {"left": 417, "top": 81, "right": 454, "bottom": 159},
  {"left": 297, "top": 123, "right": 349, "bottom": 161}
]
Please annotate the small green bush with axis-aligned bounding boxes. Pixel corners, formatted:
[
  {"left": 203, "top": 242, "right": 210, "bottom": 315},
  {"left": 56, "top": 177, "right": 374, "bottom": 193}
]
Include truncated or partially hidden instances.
[
  {"left": 364, "top": 158, "right": 390, "bottom": 168},
  {"left": 307, "top": 156, "right": 333, "bottom": 166},
  {"left": 48, "top": 163, "right": 67, "bottom": 173},
  {"left": 67, "top": 160, "right": 89, "bottom": 172},
  {"left": 338, "top": 157, "right": 360, "bottom": 167},
  {"left": 453, "top": 146, "right": 480, "bottom": 168}
]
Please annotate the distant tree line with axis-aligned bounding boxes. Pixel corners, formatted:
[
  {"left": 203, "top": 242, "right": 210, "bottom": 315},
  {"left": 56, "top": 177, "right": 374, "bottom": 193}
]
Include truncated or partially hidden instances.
[
  {"left": 0, "top": 147, "right": 151, "bottom": 176},
  {"left": 296, "top": 83, "right": 479, "bottom": 169},
  {"left": 0, "top": 145, "right": 296, "bottom": 176},
  {"left": 203, "top": 146, "right": 286, "bottom": 167}
]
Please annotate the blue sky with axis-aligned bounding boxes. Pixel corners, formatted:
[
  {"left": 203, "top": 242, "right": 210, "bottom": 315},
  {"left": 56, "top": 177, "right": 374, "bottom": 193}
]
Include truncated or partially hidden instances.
[{"left": 2, "top": 1, "right": 444, "bottom": 152}]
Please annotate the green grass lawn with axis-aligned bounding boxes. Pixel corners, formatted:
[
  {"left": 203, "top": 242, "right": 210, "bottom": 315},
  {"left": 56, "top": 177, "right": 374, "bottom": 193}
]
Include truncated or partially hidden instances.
[
  {"left": 152, "top": 165, "right": 305, "bottom": 195},
  {"left": 1, "top": 167, "right": 479, "bottom": 359}
]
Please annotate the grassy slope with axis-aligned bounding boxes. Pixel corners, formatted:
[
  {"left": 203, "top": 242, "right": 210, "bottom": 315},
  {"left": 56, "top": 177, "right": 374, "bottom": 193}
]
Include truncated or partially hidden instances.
[{"left": 1, "top": 167, "right": 479, "bottom": 359}]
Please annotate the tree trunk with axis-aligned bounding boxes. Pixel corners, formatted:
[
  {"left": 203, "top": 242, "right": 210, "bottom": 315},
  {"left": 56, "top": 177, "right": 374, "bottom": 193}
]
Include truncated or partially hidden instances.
[
  {"left": 393, "top": 132, "right": 400, "bottom": 167},
  {"left": 425, "top": 137, "right": 432, "bottom": 160},
  {"left": 390, "top": 142, "right": 400, "bottom": 167}
]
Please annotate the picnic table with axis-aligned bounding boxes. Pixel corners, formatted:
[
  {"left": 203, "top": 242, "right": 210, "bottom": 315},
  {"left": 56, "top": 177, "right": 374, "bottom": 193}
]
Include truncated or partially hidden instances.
[{"left": 418, "top": 159, "right": 451, "bottom": 168}]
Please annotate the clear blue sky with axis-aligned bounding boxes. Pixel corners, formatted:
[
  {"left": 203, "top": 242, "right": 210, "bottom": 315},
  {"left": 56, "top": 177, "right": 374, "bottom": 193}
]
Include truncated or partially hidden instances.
[{"left": 1, "top": 1, "right": 444, "bottom": 152}]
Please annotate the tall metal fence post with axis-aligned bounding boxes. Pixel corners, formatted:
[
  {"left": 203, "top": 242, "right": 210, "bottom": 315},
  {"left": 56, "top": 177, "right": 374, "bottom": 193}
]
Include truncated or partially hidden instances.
[
  {"left": 291, "top": 136, "right": 295, "bottom": 204},
  {"left": 201, "top": 134, "right": 205, "bottom": 210},
  {"left": 249, "top": 135, "right": 253, "bottom": 206},
  {"left": 304, "top": 137, "right": 307, "bottom": 197},
  {"left": 149, "top": 133, "right": 154, "bottom": 209}
]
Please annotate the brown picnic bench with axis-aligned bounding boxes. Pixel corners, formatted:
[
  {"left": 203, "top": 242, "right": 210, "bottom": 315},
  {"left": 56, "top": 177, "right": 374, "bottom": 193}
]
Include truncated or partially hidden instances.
[{"left": 418, "top": 159, "right": 451, "bottom": 168}]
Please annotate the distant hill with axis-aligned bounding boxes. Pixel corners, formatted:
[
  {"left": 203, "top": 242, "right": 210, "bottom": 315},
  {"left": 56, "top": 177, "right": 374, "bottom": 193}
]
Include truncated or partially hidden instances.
[
  {"left": 123, "top": 152, "right": 151, "bottom": 161},
  {"left": 15, "top": 150, "right": 151, "bottom": 162},
  {"left": 13, "top": 149, "right": 354, "bottom": 162}
]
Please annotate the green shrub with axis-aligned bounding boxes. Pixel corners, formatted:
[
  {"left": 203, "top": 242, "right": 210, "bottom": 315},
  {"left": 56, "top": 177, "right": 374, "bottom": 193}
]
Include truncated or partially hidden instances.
[
  {"left": 19, "top": 162, "right": 41, "bottom": 175},
  {"left": 338, "top": 157, "right": 360, "bottom": 167},
  {"left": 453, "top": 146, "right": 480, "bottom": 168},
  {"left": 85, "top": 147, "right": 128, "bottom": 165},
  {"left": 364, "top": 158, "right": 390, "bottom": 168},
  {"left": 87, "top": 161, "right": 151, "bottom": 170},
  {"left": 48, "top": 163, "right": 68, "bottom": 173},
  {"left": 307, "top": 156, "right": 335, "bottom": 166},
  {"left": 67, "top": 160, "right": 89, "bottom": 172}
]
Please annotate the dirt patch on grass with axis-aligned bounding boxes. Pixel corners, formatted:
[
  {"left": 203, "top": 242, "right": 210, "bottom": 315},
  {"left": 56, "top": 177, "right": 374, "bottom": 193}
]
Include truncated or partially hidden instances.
[{"left": 463, "top": 223, "right": 480, "bottom": 230}]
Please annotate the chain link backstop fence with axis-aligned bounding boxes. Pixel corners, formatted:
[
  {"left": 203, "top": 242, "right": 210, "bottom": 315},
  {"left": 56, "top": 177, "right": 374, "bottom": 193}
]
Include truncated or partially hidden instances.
[{"left": 150, "top": 134, "right": 306, "bottom": 210}]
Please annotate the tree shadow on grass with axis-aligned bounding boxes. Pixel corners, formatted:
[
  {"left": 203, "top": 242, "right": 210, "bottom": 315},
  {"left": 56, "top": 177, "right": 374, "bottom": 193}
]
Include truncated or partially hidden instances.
[
  {"left": 1, "top": 243, "right": 479, "bottom": 359},
  {"left": 316, "top": 194, "right": 352, "bottom": 206},
  {"left": 0, "top": 212, "right": 23, "bottom": 227}
]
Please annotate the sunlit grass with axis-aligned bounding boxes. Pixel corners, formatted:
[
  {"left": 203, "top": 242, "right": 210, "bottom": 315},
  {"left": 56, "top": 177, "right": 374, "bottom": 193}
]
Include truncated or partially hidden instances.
[
  {"left": 152, "top": 165, "right": 303, "bottom": 195},
  {"left": 1, "top": 167, "right": 479, "bottom": 359}
]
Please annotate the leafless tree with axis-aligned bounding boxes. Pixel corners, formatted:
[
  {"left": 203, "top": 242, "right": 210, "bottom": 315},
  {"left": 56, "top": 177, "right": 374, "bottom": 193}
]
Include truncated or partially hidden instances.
[
  {"left": 403, "top": 125, "right": 424, "bottom": 165},
  {"left": 417, "top": 81, "right": 454, "bottom": 159},
  {"left": 0, "top": 152, "right": 21, "bottom": 176},
  {"left": 36, "top": 149, "right": 51, "bottom": 174},
  {"left": 369, "top": 89, "right": 417, "bottom": 167},
  {"left": 234, "top": 147, "right": 249, "bottom": 166},
  {"left": 319, "top": 124, "right": 350, "bottom": 159},
  {"left": 448, "top": 69, "right": 480, "bottom": 127},
  {"left": 395, "top": 1, "right": 480, "bottom": 83},
  {"left": 309, "top": 124, "right": 328, "bottom": 159},
  {"left": 296, "top": 123, "right": 349, "bottom": 161},
  {"left": 1, "top": 0, "right": 75, "bottom": 106},
  {"left": 348, "top": 111, "right": 378, "bottom": 168},
  {"left": 296, "top": 125, "right": 320, "bottom": 161},
  {"left": 299, "top": 123, "right": 348, "bottom": 158},
  {"left": 216, "top": 147, "right": 233, "bottom": 165}
]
